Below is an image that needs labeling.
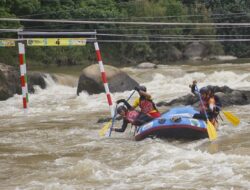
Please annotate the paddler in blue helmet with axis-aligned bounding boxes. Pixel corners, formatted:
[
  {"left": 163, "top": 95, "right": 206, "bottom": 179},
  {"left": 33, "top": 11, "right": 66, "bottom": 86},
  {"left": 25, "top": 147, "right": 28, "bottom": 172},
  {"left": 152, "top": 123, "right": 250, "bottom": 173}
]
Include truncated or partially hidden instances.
[
  {"left": 112, "top": 99, "right": 154, "bottom": 133},
  {"left": 189, "top": 80, "right": 198, "bottom": 96},
  {"left": 133, "top": 85, "right": 161, "bottom": 118}
]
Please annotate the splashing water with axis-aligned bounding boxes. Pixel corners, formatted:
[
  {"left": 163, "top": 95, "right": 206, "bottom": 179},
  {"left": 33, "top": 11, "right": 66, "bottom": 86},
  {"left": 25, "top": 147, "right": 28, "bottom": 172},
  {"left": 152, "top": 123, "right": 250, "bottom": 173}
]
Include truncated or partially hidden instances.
[{"left": 0, "top": 63, "right": 250, "bottom": 189}]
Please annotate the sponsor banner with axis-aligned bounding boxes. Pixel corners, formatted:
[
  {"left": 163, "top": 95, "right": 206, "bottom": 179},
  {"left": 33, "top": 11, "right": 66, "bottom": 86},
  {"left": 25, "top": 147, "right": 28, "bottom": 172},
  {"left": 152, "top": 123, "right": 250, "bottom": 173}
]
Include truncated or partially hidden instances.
[
  {"left": 0, "top": 40, "right": 15, "bottom": 47},
  {"left": 27, "top": 38, "right": 86, "bottom": 46}
]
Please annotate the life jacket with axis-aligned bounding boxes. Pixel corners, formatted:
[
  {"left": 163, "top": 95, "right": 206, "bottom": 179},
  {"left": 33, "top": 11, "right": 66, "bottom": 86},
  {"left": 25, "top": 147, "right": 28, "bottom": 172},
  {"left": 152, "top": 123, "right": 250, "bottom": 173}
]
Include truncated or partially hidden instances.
[
  {"left": 125, "top": 110, "right": 140, "bottom": 124},
  {"left": 139, "top": 97, "right": 159, "bottom": 114},
  {"left": 207, "top": 96, "right": 219, "bottom": 119},
  {"left": 139, "top": 98, "right": 155, "bottom": 114},
  {"left": 199, "top": 98, "right": 208, "bottom": 113}
]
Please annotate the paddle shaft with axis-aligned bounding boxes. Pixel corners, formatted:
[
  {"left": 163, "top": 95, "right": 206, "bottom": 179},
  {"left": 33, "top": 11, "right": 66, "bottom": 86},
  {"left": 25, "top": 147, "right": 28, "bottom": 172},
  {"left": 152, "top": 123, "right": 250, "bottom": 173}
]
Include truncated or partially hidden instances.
[{"left": 109, "top": 90, "right": 136, "bottom": 137}]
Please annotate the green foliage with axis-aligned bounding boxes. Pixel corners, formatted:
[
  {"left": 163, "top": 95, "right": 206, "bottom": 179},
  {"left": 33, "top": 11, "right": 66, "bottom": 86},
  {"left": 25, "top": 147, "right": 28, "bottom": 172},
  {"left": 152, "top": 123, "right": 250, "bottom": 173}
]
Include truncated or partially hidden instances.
[
  {"left": 0, "top": 0, "right": 249, "bottom": 66},
  {"left": 8, "top": 0, "right": 40, "bottom": 16}
]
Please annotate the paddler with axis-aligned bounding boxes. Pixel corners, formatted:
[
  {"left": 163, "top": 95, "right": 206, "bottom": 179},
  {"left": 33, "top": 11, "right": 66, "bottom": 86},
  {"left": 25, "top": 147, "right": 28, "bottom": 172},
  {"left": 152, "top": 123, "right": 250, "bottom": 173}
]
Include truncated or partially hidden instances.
[
  {"left": 133, "top": 85, "right": 161, "bottom": 118},
  {"left": 193, "top": 87, "right": 219, "bottom": 128},
  {"left": 112, "top": 99, "right": 154, "bottom": 133},
  {"left": 189, "top": 80, "right": 198, "bottom": 96}
]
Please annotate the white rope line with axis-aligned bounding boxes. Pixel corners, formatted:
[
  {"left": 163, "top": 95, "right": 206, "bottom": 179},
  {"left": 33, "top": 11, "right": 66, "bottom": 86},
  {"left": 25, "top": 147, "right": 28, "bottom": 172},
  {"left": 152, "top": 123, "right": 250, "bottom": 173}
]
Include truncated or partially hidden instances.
[{"left": 1, "top": 18, "right": 250, "bottom": 26}]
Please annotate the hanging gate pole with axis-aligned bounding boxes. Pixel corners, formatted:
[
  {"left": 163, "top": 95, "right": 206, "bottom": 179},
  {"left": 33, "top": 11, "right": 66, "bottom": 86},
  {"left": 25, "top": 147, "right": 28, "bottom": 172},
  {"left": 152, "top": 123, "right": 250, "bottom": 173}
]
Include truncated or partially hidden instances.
[
  {"left": 18, "top": 42, "right": 29, "bottom": 110},
  {"left": 94, "top": 41, "right": 114, "bottom": 117}
]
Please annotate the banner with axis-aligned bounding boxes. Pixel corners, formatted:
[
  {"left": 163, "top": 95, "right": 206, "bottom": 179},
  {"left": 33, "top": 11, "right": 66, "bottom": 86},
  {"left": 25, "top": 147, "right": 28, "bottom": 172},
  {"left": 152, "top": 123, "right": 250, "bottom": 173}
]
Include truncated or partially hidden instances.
[
  {"left": 0, "top": 40, "right": 15, "bottom": 47},
  {"left": 27, "top": 38, "right": 86, "bottom": 46}
]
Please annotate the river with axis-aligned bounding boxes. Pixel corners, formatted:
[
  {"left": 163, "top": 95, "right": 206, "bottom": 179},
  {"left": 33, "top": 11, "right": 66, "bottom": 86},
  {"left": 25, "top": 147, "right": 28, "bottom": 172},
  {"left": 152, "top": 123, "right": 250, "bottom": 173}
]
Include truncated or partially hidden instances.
[{"left": 0, "top": 62, "right": 250, "bottom": 190}]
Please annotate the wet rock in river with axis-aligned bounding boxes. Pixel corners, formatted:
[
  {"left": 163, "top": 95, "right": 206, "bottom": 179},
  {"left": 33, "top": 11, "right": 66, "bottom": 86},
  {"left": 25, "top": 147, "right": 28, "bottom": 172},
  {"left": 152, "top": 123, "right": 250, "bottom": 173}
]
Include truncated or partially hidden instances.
[
  {"left": 77, "top": 64, "right": 139, "bottom": 95},
  {"left": 156, "top": 85, "right": 250, "bottom": 108}
]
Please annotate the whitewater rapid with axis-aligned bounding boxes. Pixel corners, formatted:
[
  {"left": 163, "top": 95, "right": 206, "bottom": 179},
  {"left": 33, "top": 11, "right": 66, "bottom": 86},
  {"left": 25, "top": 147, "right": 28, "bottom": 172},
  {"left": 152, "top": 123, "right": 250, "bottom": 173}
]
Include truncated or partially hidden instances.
[{"left": 0, "top": 63, "right": 250, "bottom": 189}]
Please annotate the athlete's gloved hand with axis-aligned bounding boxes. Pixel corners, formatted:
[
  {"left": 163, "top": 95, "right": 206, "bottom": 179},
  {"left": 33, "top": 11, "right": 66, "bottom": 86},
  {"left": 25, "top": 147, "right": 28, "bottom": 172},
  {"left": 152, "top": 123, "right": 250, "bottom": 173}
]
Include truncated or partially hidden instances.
[{"left": 116, "top": 99, "right": 126, "bottom": 104}]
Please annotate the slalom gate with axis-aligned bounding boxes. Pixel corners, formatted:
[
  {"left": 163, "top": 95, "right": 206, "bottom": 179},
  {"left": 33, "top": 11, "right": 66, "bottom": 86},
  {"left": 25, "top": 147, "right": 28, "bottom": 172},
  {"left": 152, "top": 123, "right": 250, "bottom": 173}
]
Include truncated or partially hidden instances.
[{"left": 0, "top": 31, "right": 114, "bottom": 117}]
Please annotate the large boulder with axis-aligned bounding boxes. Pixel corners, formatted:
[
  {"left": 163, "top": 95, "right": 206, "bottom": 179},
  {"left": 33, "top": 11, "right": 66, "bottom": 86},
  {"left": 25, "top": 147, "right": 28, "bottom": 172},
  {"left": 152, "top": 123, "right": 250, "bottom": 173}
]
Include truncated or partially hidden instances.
[
  {"left": 0, "top": 70, "right": 11, "bottom": 100},
  {"left": 28, "top": 72, "right": 47, "bottom": 93},
  {"left": 0, "top": 63, "right": 47, "bottom": 100},
  {"left": 168, "top": 46, "right": 183, "bottom": 61},
  {"left": 183, "top": 42, "right": 209, "bottom": 60},
  {"left": 0, "top": 63, "right": 21, "bottom": 100},
  {"left": 77, "top": 64, "right": 139, "bottom": 95}
]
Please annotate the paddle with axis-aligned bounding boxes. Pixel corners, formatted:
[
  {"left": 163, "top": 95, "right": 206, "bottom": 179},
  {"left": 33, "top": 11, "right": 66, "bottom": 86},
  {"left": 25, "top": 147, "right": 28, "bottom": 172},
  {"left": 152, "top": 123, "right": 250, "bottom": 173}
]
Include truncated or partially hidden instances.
[
  {"left": 99, "top": 90, "right": 136, "bottom": 137},
  {"left": 108, "top": 104, "right": 118, "bottom": 137},
  {"left": 215, "top": 105, "right": 240, "bottom": 126},
  {"left": 196, "top": 86, "right": 217, "bottom": 141},
  {"left": 222, "top": 110, "right": 240, "bottom": 126}
]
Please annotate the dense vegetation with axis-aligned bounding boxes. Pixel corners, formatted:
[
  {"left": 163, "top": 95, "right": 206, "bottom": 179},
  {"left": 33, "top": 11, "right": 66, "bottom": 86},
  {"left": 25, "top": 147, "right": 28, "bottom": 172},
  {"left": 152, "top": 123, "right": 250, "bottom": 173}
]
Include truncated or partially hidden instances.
[{"left": 0, "top": 0, "right": 249, "bottom": 67}]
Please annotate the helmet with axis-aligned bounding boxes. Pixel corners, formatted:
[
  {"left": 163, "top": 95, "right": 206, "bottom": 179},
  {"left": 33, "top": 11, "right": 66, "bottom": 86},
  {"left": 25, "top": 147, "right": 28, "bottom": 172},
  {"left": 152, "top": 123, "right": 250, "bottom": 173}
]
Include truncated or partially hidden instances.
[
  {"left": 139, "top": 85, "right": 147, "bottom": 92},
  {"left": 116, "top": 105, "right": 127, "bottom": 114},
  {"left": 199, "top": 87, "right": 208, "bottom": 94}
]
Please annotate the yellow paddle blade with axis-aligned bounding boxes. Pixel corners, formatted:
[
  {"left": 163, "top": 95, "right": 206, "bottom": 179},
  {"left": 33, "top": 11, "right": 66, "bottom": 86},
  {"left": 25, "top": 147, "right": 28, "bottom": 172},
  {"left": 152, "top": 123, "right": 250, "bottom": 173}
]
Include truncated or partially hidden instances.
[
  {"left": 206, "top": 120, "right": 217, "bottom": 141},
  {"left": 223, "top": 111, "right": 240, "bottom": 126},
  {"left": 99, "top": 121, "right": 112, "bottom": 137}
]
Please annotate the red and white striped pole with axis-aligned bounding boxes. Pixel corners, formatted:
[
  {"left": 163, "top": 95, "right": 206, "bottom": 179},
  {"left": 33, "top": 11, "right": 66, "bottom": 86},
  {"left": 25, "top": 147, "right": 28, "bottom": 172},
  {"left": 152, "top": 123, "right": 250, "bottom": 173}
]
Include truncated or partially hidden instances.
[
  {"left": 94, "top": 41, "right": 114, "bottom": 117},
  {"left": 18, "top": 42, "right": 29, "bottom": 110}
]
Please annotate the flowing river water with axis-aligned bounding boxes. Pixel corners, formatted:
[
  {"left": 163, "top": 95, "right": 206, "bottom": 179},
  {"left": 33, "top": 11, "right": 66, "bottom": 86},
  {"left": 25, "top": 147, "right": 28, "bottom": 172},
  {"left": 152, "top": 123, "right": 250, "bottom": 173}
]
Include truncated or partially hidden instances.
[{"left": 0, "top": 63, "right": 250, "bottom": 190}]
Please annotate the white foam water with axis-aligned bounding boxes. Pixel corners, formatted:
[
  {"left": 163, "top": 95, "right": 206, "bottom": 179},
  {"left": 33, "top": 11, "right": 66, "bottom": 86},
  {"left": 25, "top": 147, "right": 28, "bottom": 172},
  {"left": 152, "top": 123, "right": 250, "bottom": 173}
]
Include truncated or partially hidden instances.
[{"left": 0, "top": 63, "right": 250, "bottom": 190}]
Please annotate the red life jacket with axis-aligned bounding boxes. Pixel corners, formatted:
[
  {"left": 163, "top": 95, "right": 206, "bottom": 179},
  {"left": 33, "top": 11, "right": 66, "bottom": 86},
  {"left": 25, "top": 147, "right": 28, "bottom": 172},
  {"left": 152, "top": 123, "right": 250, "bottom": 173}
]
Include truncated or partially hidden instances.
[
  {"left": 199, "top": 98, "right": 208, "bottom": 113},
  {"left": 125, "top": 110, "right": 140, "bottom": 124},
  {"left": 139, "top": 99, "right": 155, "bottom": 114}
]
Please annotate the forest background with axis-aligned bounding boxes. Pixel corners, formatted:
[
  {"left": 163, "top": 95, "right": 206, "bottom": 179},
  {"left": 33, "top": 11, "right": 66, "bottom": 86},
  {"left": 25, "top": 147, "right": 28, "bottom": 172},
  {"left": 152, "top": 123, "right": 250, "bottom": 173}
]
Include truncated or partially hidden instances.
[{"left": 0, "top": 0, "right": 249, "bottom": 67}]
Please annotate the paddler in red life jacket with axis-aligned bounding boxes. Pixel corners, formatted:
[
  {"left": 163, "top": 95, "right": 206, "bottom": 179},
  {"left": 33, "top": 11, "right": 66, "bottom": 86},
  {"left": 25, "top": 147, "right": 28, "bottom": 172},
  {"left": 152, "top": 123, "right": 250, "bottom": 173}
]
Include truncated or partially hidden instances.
[
  {"left": 133, "top": 85, "right": 161, "bottom": 118},
  {"left": 112, "top": 99, "right": 154, "bottom": 133}
]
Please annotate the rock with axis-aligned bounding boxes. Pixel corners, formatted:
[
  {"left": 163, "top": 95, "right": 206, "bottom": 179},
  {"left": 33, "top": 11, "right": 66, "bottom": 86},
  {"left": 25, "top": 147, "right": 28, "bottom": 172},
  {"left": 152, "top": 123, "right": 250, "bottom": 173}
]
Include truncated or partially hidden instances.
[
  {"left": 168, "top": 46, "right": 183, "bottom": 61},
  {"left": 0, "top": 63, "right": 47, "bottom": 100},
  {"left": 158, "top": 46, "right": 182, "bottom": 62},
  {"left": 0, "top": 70, "right": 11, "bottom": 100},
  {"left": 28, "top": 72, "right": 47, "bottom": 93},
  {"left": 156, "top": 94, "right": 199, "bottom": 108},
  {"left": 136, "top": 62, "right": 157, "bottom": 69},
  {"left": 77, "top": 64, "right": 139, "bottom": 95},
  {"left": 209, "top": 55, "right": 237, "bottom": 61},
  {"left": 183, "top": 42, "right": 208, "bottom": 60},
  {"left": 0, "top": 63, "right": 21, "bottom": 100},
  {"left": 157, "top": 85, "right": 250, "bottom": 108}
]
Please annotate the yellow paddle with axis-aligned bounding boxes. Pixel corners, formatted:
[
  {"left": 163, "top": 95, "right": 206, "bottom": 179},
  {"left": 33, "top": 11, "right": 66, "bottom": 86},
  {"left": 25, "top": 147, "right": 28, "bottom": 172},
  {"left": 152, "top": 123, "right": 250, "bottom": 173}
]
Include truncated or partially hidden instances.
[
  {"left": 99, "top": 121, "right": 112, "bottom": 137},
  {"left": 206, "top": 120, "right": 217, "bottom": 141},
  {"left": 222, "top": 111, "right": 240, "bottom": 126}
]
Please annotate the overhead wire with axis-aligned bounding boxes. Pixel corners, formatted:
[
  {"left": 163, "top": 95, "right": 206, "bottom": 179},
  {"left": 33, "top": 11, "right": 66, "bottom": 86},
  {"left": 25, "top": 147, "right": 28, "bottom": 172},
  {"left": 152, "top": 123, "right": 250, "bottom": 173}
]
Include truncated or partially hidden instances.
[{"left": 1, "top": 18, "right": 250, "bottom": 26}]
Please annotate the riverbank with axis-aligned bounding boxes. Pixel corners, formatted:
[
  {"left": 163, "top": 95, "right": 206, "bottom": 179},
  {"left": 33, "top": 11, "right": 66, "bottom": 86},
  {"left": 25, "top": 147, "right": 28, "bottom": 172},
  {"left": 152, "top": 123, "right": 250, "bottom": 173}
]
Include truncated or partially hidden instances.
[{"left": 28, "top": 57, "right": 250, "bottom": 75}]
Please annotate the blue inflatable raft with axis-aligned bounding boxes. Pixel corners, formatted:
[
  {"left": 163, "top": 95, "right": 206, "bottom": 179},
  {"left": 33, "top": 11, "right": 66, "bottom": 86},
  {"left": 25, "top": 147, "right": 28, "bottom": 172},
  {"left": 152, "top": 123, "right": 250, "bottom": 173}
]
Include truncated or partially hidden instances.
[{"left": 134, "top": 106, "right": 208, "bottom": 141}]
